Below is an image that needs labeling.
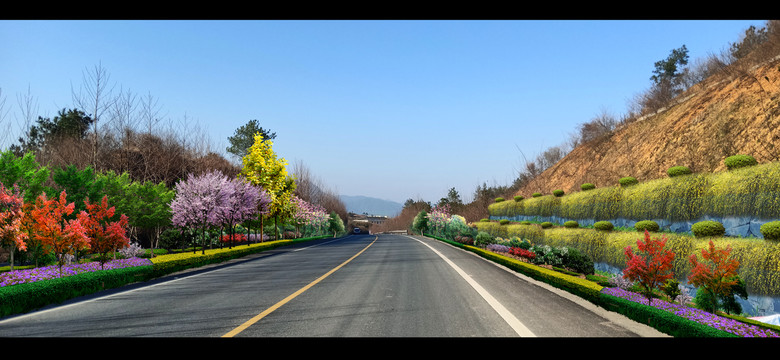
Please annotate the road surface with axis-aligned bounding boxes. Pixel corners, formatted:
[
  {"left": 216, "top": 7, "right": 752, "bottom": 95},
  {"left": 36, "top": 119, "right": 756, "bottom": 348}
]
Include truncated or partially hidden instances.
[{"left": 0, "top": 233, "right": 666, "bottom": 337}]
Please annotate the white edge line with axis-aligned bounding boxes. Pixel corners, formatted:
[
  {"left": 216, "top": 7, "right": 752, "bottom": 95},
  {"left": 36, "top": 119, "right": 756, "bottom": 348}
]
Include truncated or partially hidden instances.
[{"left": 404, "top": 235, "right": 535, "bottom": 337}]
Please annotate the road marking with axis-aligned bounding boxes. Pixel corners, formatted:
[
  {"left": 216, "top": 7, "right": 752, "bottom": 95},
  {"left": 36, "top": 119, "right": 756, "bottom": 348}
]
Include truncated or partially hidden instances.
[
  {"left": 0, "top": 237, "right": 353, "bottom": 325},
  {"left": 222, "top": 235, "right": 378, "bottom": 337},
  {"left": 405, "top": 235, "right": 536, "bottom": 337}
]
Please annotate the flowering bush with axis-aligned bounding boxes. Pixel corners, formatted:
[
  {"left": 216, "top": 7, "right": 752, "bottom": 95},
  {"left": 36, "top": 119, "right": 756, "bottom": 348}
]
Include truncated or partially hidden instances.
[
  {"left": 509, "top": 247, "right": 536, "bottom": 261},
  {"left": 119, "top": 242, "right": 145, "bottom": 258},
  {"left": 425, "top": 204, "right": 451, "bottom": 236},
  {"left": 246, "top": 233, "right": 269, "bottom": 242},
  {"left": 602, "top": 287, "right": 779, "bottom": 337},
  {"left": 221, "top": 233, "right": 248, "bottom": 243},
  {"left": 609, "top": 272, "right": 635, "bottom": 290},
  {"left": 487, "top": 244, "right": 509, "bottom": 253},
  {"left": 0, "top": 258, "right": 152, "bottom": 287},
  {"left": 530, "top": 244, "right": 562, "bottom": 266}
]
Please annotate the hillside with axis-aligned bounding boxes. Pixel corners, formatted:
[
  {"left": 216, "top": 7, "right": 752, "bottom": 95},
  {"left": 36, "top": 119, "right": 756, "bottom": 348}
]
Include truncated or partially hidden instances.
[
  {"left": 515, "top": 56, "right": 780, "bottom": 198},
  {"left": 340, "top": 195, "right": 403, "bottom": 217}
]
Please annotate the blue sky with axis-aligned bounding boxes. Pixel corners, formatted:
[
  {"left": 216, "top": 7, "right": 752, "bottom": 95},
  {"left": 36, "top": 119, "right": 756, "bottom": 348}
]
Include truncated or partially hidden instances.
[{"left": 0, "top": 20, "right": 768, "bottom": 204}]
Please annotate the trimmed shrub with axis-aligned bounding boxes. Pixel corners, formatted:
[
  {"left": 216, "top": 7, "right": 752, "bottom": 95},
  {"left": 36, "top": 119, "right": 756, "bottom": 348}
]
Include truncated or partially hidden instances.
[
  {"left": 691, "top": 220, "right": 725, "bottom": 238},
  {"left": 540, "top": 222, "right": 553, "bottom": 228},
  {"left": 159, "top": 228, "right": 187, "bottom": 250},
  {"left": 619, "top": 176, "right": 639, "bottom": 187},
  {"left": 667, "top": 166, "right": 692, "bottom": 177},
  {"left": 513, "top": 196, "right": 524, "bottom": 202},
  {"left": 495, "top": 197, "right": 505, "bottom": 203},
  {"left": 635, "top": 220, "right": 660, "bottom": 232},
  {"left": 480, "top": 218, "right": 490, "bottom": 222},
  {"left": 724, "top": 154, "right": 758, "bottom": 170},
  {"left": 581, "top": 183, "right": 596, "bottom": 191},
  {"left": 520, "top": 220, "right": 531, "bottom": 225},
  {"left": 511, "top": 238, "right": 532, "bottom": 250},
  {"left": 760, "top": 221, "right": 780, "bottom": 241},
  {"left": 532, "top": 192, "right": 542, "bottom": 198},
  {"left": 475, "top": 231, "right": 495, "bottom": 246},
  {"left": 553, "top": 189, "right": 565, "bottom": 197},
  {"left": 563, "top": 220, "right": 579, "bottom": 228},
  {"left": 499, "top": 219, "right": 510, "bottom": 225},
  {"left": 561, "top": 247, "right": 595, "bottom": 275},
  {"left": 594, "top": 221, "right": 614, "bottom": 231}
]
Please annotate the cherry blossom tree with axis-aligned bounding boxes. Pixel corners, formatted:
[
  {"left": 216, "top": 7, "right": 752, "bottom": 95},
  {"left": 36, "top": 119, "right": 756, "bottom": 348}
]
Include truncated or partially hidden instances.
[
  {"left": 291, "top": 195, "right": 329, "bottom": 237},
  {"left": 171, "top": 171, "right": 229, "bottom": 254},
  {"left": 216, "top": 177, "right": 270, "bottom": 248}
]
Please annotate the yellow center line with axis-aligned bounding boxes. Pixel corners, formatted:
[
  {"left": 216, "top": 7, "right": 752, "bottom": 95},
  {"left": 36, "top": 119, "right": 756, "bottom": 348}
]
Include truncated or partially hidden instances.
[{"left": 222, "top": 235, "right": 378, "bottom": 337}]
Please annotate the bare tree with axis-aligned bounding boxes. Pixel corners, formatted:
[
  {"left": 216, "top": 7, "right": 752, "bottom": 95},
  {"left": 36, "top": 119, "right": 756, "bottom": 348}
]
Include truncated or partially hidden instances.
[
  {"left": 577, "top": 108, "right": 618, "bottom": 144},
  {"left": 138, "top": 92, "right": 166, "bottom": 181},
  {"left": 71, "top": 62, "right": 116, "bottom": 169},
  {"left": 106, "top": 86, "right": 139, "bottom": 173},
  {"left": 11, "top": 85, "right": 40, "bottom": 155},
  {"left": 292, "top": 160, "right": 322, "bottom": 205}
]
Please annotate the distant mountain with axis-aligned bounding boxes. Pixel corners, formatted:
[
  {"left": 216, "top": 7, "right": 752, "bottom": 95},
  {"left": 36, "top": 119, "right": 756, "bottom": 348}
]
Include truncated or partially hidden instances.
[{"left": 340, "top": 195, "right": 403, "bottom": 217}]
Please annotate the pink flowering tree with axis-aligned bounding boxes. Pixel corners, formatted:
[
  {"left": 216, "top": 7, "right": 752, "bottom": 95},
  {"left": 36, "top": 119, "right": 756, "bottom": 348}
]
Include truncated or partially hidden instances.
[
  {"left": 216, "top": 177, "right": 270, "bottom": 248},
  {"left": 425, "top": 203, "right": 451, "bottom": 237},
  {"left": 291, "top": 196, "right": 329, "bottom": 237},
  {"left": 171, "top": 171, "right": 230, "bottom": 254}
]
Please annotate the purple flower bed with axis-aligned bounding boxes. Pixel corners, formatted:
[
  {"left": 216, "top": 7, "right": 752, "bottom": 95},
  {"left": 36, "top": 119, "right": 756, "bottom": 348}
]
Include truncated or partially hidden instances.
[
  {"left": 0, "top": 257, "right": 153, "bottom": 287},
  {"left": 602, "top": 287, "right": 780, "bottom": 337}
]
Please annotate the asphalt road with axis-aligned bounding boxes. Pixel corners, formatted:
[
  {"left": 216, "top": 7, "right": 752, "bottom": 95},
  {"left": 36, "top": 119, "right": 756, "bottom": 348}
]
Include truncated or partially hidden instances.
[{"left": 0, "top": 233, "right": 667, "bottom": 337}]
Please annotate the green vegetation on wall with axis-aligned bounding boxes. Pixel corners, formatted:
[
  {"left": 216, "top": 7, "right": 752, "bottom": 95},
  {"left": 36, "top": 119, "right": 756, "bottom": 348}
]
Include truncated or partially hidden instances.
[
  {"left": 489, "top": 161, "right": 780, "bottom": 222},
  {"left": 473, "top": 221, "right": 780, "bottom": 296}
]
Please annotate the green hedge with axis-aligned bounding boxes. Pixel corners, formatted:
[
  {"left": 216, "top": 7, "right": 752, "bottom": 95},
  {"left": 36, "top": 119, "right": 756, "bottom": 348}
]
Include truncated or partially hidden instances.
[
  {"left": 0, "top": 236, "right": 329, "bottom": 318},
  {"left": 150, "top": 240, "right": 295, "bottom": 277},
  {"left": 0, "top": 265, "right": 155, "bottom": 318},
  {"left": 691, "top": 220, "right": 726, "bottom": 238},
  {"left": 465, "top": 245, "right": 604, "bottom": 302},
  {"left": 594, "top": 293, "right": 738, "bottom": 337},
  {"left": 667, "top": 166, "right": 693, "bottom": 177},
  {"left": 725, "top": 154, "right": 758, "bottom": 170},
  {"left": 761, "top": 221, "right": 780, "bottom": 241},
  {"left": 594, "top": 221, "right": 614, "bottom": 231},
  {"left": 635, "top": 220, "right": 660, "bottom": 232},
  {"left": 619, "top": 176, "right": 639, "bottom": 187},
  {"left": 564, "top": 220, "right": 579, "bottom": 228}
]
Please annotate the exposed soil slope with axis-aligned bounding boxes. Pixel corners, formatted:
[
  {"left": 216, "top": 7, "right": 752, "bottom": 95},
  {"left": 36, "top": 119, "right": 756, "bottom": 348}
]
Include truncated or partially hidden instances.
[{"left": 515, "top": 57, "right": 780, "bottom": 198}]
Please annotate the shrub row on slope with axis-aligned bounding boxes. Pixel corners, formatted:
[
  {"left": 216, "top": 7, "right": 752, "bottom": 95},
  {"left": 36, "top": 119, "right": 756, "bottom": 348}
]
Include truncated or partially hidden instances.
[
  {"left": 489, "top": 161, "right": 780, "bottom": 222},
  {"left": 473, "top": 221, "right": 780, "bottom": 296}
]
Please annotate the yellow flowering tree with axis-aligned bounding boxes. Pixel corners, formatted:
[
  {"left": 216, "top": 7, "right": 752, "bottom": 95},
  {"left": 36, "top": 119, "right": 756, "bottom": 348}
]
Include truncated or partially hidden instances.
[{"left": 240, "top": 133, "right": 295, "bottom": 240}]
